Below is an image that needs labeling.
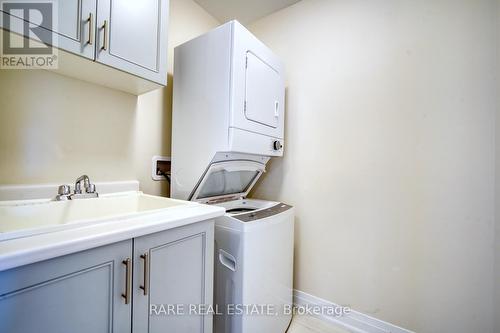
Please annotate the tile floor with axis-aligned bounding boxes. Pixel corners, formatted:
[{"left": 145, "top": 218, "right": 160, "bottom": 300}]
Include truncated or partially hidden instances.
[{"left": 287, "top": 315, "right": 352, "bottom": 333}]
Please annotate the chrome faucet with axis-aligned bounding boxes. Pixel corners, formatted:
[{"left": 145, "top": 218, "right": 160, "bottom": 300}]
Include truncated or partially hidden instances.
[
  {"left": 55, "top": 175, "right": 99, "bottom": 201},
  {"left": 72, "top": 175, "right": 98, "bottom": 199},
  {"left": 74, "top": 175, "right": 91, "bottom": 194}
]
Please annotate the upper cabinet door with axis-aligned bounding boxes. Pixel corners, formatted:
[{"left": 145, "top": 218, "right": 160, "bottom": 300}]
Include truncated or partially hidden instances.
[
  {"left": 96, "top": 0, "right": 168, "bottom": 85},
  {"left": 0, "top": 0, "right": 96, "bottom": 59}
]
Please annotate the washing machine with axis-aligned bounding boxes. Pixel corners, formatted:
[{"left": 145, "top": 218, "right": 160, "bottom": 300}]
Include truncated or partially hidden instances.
[
  {"left": 185, "top": 154, "right": 294, "bottom": 333},
  {"left": 213, "top": 198, "right": 294, "bottom": 333}
]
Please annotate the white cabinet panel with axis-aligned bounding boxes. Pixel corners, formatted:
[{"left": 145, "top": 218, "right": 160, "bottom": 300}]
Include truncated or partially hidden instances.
[
  {"left": 108, "top": 0, "right": 158, "bottom": 70},
  {"left": 132, "top": 221, "right": 214, "bottom": 333},
  {"left": 96, "top": 0, "right": 168, "bottom": 84},
  {"left": 0, "top": 0, "right": 96, "bottom": 59},
  {"left": 0, "top": 240, "right": 132, "bottom": 333},
  {"left": 0, "top": 0, "right": 168, "bottom": 90},
  {"left": 58, "top": 0, "right": 80, "bottom": 40}
]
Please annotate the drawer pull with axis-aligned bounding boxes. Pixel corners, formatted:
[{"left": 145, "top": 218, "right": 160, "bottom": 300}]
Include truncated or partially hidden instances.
[
  {"left": 140, "top": 253, "right": 150, "bottom": 296},
  {"left": 87, "top": 13, "right": 93, "bottom": 45},
  {"left": 121, "top": 258, "right": 132, "bottom": 304},
  {"left": 101, "top": 20, "right": 108, "bottom": 50}
]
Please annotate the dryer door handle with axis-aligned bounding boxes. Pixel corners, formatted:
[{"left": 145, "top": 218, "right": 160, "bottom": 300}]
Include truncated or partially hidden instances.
[{"left": 218, "top": 249, "right": 236, "bottom": 272}]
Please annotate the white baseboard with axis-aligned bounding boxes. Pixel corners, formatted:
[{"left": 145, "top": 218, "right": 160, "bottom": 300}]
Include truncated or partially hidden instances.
[{"left": 293, "top": 290, "right": 414, "bottom": 333}]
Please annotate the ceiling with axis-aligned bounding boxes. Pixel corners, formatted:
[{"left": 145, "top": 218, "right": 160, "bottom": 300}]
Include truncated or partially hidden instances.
[{"left": 194, "top": 0, "right": 301, "bottom": 24}]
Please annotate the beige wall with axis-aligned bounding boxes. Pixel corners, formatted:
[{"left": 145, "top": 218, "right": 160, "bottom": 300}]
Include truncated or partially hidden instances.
[
  {"left": 249, "top": 0, "right": 497, "bottom": 332},
  {"left": 0, "top": 0, "right": 219, "bottom": 196}
]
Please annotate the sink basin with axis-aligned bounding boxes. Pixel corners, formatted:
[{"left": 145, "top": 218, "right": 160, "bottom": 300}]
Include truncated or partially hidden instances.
[{"left": 0, "top": 191, "right": 189, "bottom": 241}]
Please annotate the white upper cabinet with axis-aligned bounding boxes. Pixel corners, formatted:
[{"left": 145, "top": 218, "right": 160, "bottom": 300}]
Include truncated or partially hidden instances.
[
  {"left": 0, "top": 0, "right": 169, "bottom": 93},
  {"left": 0, "top": 0, "right": 96, "bottom": 59},
  {"left": 96, "top": 0, "right": 168, "bottom": 85},
  {"left": 57, "top": 0, "right": 96, "bottom": 59}
]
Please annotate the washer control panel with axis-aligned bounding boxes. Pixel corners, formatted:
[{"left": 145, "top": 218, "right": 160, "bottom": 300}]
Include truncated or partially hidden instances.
[{"left": 234, "top": 203, "right": 292, "bottom": 222}]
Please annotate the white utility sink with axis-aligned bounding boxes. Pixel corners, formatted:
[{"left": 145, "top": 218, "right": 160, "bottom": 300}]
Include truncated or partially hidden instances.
[{"left": 0, "top": 191, "right": 190, "bottom": 241}]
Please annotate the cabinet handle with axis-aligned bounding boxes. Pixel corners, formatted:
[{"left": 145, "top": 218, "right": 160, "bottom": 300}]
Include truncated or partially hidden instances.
[
  {"left": 140, "top": 253, "right": 150, "bottom": 296},
  {"left": 87, "top": 13, "right": 93, "bottom": 45},
  {"left": 121, "top": 258, "right": 132, "bottom": 304},
  {"left": 101, "top": 20, "right": 108, "bottom": 51}
]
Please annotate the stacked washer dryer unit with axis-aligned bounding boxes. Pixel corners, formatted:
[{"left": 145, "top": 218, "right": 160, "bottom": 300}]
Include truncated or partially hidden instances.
[{"left": 171, "top": 21, "right": 294, "bottom": 333}]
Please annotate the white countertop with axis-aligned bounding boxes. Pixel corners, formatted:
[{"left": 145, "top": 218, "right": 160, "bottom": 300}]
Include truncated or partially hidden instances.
[{"left": 0, "top": 195, "right": 225, "bottom": 272}]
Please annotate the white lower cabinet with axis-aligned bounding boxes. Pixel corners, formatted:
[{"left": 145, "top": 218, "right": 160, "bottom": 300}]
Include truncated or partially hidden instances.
[
  {"left": 0, "top": 239, "right": 132, "bottom": 333},
  {"left": 133, "top": 221, "right": 214, "bottom": 333},
  {"left": 0, "top": 220, "right": 214, "bottom": 333}
]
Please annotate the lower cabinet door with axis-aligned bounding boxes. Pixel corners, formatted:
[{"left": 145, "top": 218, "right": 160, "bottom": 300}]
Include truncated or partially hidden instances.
[
  {"left": 132, "top": 221, "right": 214, "bottom": 333},
  {"left": 0, "top": 240, "right": 133, "bottom": 333}
]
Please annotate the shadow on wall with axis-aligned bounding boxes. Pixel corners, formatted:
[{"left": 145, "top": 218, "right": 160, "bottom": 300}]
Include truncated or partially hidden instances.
[
  {"left": 134, "top": 73, "right": 174, "bottom": 198},
  {"left": 249, "top": 86, "right": 290, "bottom": 200},
  {"left": 249, "top": 86, "right": 299, "bottom": 285},
  {"left": 160, "top": 73, "right": 174, "bottom": 197}
]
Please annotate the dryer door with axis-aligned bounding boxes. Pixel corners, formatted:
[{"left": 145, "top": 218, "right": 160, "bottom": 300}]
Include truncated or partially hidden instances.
[
  {"left": 229, "top": 21, "right": 285, "bottom": 140},
  {"left": 245, "top": 52, "right": 281, "bottom": 128},
  {"left": 189, "top": 160, "right": 265, "bottom": 203}
]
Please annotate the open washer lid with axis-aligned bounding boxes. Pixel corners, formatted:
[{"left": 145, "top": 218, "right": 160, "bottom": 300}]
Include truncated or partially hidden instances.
[{"left": 189, "top": 160, "right": 266, "bottom": 204}]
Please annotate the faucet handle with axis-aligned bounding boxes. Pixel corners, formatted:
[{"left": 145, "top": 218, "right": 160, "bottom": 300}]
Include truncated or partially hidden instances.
[
  {"left": 87, "top": 184, "right": 96, "bottom": 194},
  {"left": 58, "top": 185, "right": 71, "bottom": 196}
]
